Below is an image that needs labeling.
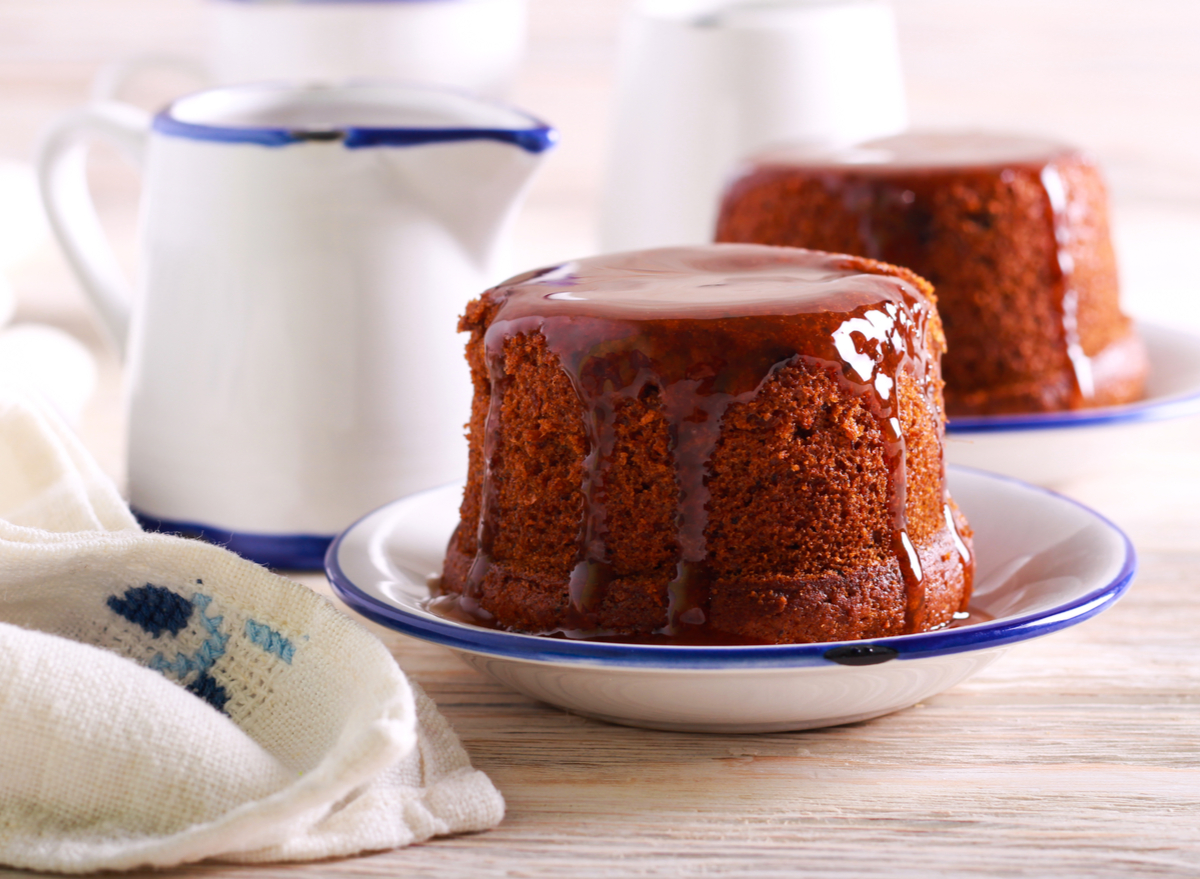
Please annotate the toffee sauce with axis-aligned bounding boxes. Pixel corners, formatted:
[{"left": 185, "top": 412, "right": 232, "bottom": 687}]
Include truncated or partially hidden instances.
[
  {"left": 748, "top": 132, "right": 1098, "bottom": 406},
  {"left": 452, "top": 245, "right": 971, "bottom": 643}
]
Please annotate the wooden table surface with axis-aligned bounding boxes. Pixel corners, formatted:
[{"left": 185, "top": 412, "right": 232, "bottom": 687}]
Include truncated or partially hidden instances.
[
  {"left": 303, "top": 421, "right": 1200, "bottom": 879},
  {"left": 3, "top": 1, "right": 1200, "bottom": 876},
  {"left": 66, "top": 422, "right": 1200, "bottom": 879}
]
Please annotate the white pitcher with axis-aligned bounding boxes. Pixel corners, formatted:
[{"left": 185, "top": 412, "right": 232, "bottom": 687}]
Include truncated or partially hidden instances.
[
  {"left": 37, "top": 82, "right": 555, "bottom": 568},
  {"left": 209, "top": 0, "right": 526, "bottom": 98},
  {"left": 93, "top": 0, "right": 528, "bottom": 103},
  {"left": 601, "top": 0, "right": 908, "bottom": 251}
]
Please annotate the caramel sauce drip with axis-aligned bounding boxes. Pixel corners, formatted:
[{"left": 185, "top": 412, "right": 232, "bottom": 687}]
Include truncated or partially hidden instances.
[
  {"left": 1039, "top": 162, "right": 1095, "bottom": 402},
  {"left": 462, "top": 245, "right": 949, "bottom": 640}
]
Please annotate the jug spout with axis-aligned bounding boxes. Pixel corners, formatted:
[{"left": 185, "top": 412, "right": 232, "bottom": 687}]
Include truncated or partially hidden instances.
[{"left": 381, "top": 130, "right": 555, "bottom": 274}]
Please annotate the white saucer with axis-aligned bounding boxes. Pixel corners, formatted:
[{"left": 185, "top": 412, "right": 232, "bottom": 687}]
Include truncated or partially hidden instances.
[
  {"left": 945, "top": 321, "right": 1200, "bottom": 485},
  {"left": 326, "top": 468, "right": 1134, "bottom": 733}
]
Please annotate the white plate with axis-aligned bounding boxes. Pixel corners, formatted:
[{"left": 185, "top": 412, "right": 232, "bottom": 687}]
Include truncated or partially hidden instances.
[
  {"left": 945, "top": 321, "right": 1200, "bottom": 485},
  {"left": 327, "top": 468, "right": 1135, "bottom": 733}
]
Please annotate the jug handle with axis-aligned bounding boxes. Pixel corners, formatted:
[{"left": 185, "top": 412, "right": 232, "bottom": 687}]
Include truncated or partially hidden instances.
[{"left": 36, "top": 101, "right": 151, "bottom": 359}]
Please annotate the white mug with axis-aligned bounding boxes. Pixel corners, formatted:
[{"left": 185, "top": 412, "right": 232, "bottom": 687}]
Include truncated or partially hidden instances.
[
  {"left": 37, "top": 82, "right": 555, "bottom": 568},
  {"left": 94, "top": 0, "right": 527, "bottom": 102},
  {"left": 600, "top": 0, "right": 908, "bottom": 251}
]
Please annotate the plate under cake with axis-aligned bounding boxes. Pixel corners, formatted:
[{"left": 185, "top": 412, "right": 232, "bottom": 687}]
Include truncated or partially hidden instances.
[
  {"left": 326, "top": 467, "right": 1135, "bottom": 733},
  {"left": 945, "top": 321, "right": 1200, "bottom": 485}
]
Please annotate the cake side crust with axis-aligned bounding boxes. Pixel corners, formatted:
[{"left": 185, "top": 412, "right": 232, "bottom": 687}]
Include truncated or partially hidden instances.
[{"left": 442, "top": 317, "right": 972, "bottom": 643}]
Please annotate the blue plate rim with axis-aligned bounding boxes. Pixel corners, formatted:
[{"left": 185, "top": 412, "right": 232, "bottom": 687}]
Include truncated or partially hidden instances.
[
  {"left": 325, "top": 468, "right": 1137, "bottom": 670},
  {"left": 946, "top": 320, "right": 1200, "bottom": 434}
]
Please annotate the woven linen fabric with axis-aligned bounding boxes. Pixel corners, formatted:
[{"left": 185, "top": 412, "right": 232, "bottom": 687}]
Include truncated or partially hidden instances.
[{"left": 0, "top": 389, "right": 504, "bottom": 873}]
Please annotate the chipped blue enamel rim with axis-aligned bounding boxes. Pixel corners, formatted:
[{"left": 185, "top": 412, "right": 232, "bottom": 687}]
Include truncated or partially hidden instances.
[
  {"left": 135, "top": 509, "right": 332, "bottom": 571},
  {"left": 325, "top": 470, "right": 1136, "bottom": 670},
  {"left": 152, "top": 86, "right": 557, "bottom": 153},
  {"left": 152, "top": 112, "right": 557, "bottom": 152}
]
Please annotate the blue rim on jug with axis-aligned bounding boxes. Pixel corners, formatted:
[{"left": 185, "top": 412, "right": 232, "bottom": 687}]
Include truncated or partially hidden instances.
[{"left": 152, "top": 82, "right": 557, "bottom": 153}]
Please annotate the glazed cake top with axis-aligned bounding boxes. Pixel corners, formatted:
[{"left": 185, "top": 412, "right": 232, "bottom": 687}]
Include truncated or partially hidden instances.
[
  {"left": 481, "top": 244, "right": 942, "bottom": 416},
  {"left": 744, "top": 131, "right": 1081, "bottom": 174},
  {"left": 487, "top": 243, "right": 931, "bottom": 322}
]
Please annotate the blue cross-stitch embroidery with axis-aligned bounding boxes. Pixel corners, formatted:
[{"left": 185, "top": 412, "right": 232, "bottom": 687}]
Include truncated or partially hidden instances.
[
  {"left": 150, "top": 593, "right": 230, "bottom": 713},
  {"left": 244, "top": 619, "right": 295, "bottom": 664},
  {"left": 186, "top": 671, "right": 230, "bottom": 712},
  {"left": 106, "top": 584, "right": 193, "bottom": 638},
  {"left": 148, "top": 593, "right": 229, "bottom": 684},
  {"left": 105, "top": 584, "right": 233, "bottom": 713}
]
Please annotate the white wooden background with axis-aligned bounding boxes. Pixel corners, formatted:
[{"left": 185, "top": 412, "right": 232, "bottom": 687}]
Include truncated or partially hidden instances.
[{"left": 1, "top": 2, "right": 1198, "bottom": 876}]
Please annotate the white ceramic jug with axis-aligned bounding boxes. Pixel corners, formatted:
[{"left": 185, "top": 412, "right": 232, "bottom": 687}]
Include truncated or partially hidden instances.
[
  {"left": 93, "top": 0, "right": 528, "bottom": 103},
  {"left": 38, "top": 82, "right": 555, "bottom": 568},
  {"left": 601, "top": 0, "right": 908, "bottom": 251},
  {"left": 210, "top": 0, "right": 526, "bottom": 98}
]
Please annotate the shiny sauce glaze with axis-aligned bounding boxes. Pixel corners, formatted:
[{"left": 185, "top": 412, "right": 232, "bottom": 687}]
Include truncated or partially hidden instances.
[
  {"left": 448, "top": 244, "right": 970, "bottom": 642},
  {"left": 737, "top": 131, "right": 1097, "bottom": 404}
]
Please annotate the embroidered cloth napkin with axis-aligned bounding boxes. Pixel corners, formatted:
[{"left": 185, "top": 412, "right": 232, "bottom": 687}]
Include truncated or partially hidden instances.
[{"left": 0, "top": 388, "right": 504, "bottom": 873}]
